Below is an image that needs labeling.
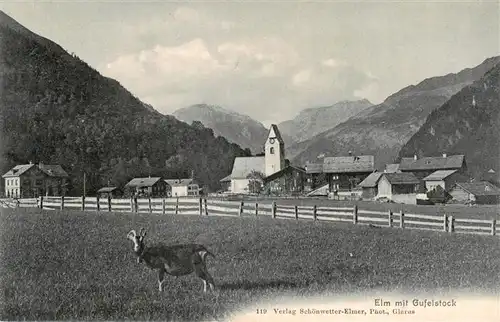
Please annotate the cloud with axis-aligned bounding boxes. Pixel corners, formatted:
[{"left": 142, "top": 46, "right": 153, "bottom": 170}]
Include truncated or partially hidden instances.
[{"left": 103, "top": 7, "right": 379, "bottom": 123}]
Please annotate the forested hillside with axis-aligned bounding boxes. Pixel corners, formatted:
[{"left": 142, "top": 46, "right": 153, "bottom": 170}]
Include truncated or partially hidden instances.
[{"left": 398, "top": 63, "right": 500, "bottom": 181}]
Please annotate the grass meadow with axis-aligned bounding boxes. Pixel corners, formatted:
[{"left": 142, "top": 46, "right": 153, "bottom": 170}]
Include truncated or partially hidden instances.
[{"left": 1, "top": 207, "right": 500, "bottom": 321}]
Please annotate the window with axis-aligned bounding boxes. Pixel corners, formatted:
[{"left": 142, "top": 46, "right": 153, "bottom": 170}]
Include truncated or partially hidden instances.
[{"left": 270, "top": 147, "right": 275, "bottom": 154}]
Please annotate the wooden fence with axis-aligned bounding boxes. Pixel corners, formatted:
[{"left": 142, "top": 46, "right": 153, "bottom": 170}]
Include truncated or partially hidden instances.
[{"left": 1, "top": 196, "right": 499, "bottom": 237}]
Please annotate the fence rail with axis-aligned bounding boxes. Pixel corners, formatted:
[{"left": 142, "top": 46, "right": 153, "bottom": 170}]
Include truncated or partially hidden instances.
[{"left": 1, "top": 196, "right": 498, "bottom": 237}]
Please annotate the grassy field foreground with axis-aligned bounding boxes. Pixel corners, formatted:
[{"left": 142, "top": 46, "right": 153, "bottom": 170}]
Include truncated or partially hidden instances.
[{"left": 1, "top": 208, "right": 499, "bottom": 321}]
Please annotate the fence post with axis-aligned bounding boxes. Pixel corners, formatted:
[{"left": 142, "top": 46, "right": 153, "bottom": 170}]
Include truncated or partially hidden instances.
[
  {"left": 239, "top": 201, "right": 244, "bottom": 216},
  {"left": 81, "top": 196, "right": 85, "bottom": 211},
  {"left": 148, "top": 197, "right": 152, "bottom": 213},
  {"left": 97, "top": 195, "right": 101, "bottom": 212},
  {"left": 388, "top": 210, "right": 393, "bottom": 228},
  {"left": 255, "top": 203, "right": 259, "bottom": 216},
  {"left": 400, "top": 210, "right": 405, "bottom": 229},
  {"left": 60, "top": 196, "right": 65, "bottom": 210},
  {"left": 134, "top": 196, "right": 138, "bottom": 213},
  {"left": 491, "top": 219, "right": 496, "bottom": 236},
  {"left": 199, "top": 198, "right": 203, "bottom": 216},
  {"left": 175, "top": 197, "right": 179, "bottom": 215},
  {"left": 130, "top": 197, "right": 133, "bottom": 213},
  {"left": 295, "top": 205, "right": 299, "bottom": 220},
  {"left": 204, "top": 198, "right": 208, "bottom": 216},
  {"left": 443, "top": 214, "right": 448, "bottom": 232},
  {"left": 448, "top": 215, "right": 455, "bottom": 233},
  {"left": 272, "top": 201, "right": 276, "bottom": 218},
  {"left": 108, "top": 195, "right": 112, "bottom": 212},
  {"left": 162, "top": 198, "right": 166, "bottom": 215},
  {"left": 353, "top": 205, "right": 358, "bottom": 224},
  {"left": 313, "top": 205, "right": 317, "bottom": 221},
  {"left": 39, "top": 196, "right": 44, "bottom": 209}
]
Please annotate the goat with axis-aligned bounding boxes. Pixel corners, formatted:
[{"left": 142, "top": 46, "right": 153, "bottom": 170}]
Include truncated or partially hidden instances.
[{"left": 127, "top": 228, "right": 216, "bottom": 292}]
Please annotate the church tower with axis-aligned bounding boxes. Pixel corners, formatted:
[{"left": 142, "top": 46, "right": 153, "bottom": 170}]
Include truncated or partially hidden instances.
[{"left": 265, "top": 124, "right": 286, "bottom": 176}]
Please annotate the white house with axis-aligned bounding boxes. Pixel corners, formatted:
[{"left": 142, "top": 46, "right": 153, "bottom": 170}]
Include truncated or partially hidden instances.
[
  {"left": 422, "top": 170, "right": 462, "bottom": 192},
  {"left": 165, "top": 178, "right": 200, "bottom": 197},
  {"left": 376, "top": 172, "right": 420, "bottom": 204},
  {"left": 222, "top": 124, "right": 285, "bottom": 194}
]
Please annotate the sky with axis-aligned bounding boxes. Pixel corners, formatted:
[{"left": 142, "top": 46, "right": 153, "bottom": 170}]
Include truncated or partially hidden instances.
[{"left": 1, "top": 0, "right": 498, "bottom": 126}]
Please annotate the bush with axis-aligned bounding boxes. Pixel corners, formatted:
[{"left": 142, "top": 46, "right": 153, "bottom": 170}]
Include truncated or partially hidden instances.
[{"left": 426, "top": 185, "right": 451, "bottom": 204}]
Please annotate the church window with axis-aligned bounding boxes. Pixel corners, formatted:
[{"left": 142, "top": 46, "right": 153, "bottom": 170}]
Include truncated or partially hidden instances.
[{"left": 270, "top": 147, "right": 275, "bottom": 154}]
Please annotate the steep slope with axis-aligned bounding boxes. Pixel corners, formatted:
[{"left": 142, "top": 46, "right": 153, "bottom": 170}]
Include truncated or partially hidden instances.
[
  {"left": 292, "top": 56, "right": 500, "bottom": 168},
  {"left": 398, "top": 62, "right": 500, "bottom": 181},
  {"left": 173, "top": 104, "right": 268, "bottom": 154},
  {"left": 279, "top": 99, "right": 373, "bottom": 146},
  {"left": 0, "top": 11, "right": 249, "bottom": 194}
]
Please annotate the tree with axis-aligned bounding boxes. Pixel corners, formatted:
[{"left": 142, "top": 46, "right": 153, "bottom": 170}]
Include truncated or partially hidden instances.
[{"left": 246, "top": 170, "right": 266, "bottom": 194}]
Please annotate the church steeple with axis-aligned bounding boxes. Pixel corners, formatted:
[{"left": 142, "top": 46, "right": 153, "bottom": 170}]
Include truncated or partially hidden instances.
[{"left": 264, "top": 124, "right": 285, "bottom": 176}]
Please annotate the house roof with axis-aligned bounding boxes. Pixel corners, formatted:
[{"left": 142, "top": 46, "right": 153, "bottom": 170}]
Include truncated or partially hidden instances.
[
  {"left": 323, "top": 155, "right": 375, "bottom": 173},
  {"left": 39, "top": 164, "right": 69, "bottom": 177},
  {"left": 399, "top": 155, "right": 465, "bottom": 171},
  {"left": 2, "top": 163, "right": 68, "bottom": 178},
  {"left": 263, "top": 165, "right": 306, "bottom": 183},
  {"left": 385, "top": 164, "right": 400, "bottom": 173},
  {"left": 454, "top": 182, "right": 500, "bottom": 196},
  {"left": 220, "top": 175, "right": 232, "bottom": 182},
  {"left": 358, "top": 172, "right": 383, "bottom": 188},
  {"left": 97, "top": 187, "right": 117, "bottom": 193},
  {"left": 382, "top": 172, "right": 420, "bottom": 185},
  {"left": 229, "top": 156, "right": 265, "bottom": 179},
  {"left": 305, "top": 162, "right": 323, "bottom": 174},
  {"left": 268, "top": 124, "right": 284, "bottom": 144},
  {"left": 165, "top": 178, "right": 195, "bottom": 187},
  {"left": 125, "top": 177, "right": 162, "bottom": 188},
  {"left": 423, "top": 170, "right": 458, "bottom": 181},
  {"left": 2, "top": 164, "right": 35, "bottom": 178}
]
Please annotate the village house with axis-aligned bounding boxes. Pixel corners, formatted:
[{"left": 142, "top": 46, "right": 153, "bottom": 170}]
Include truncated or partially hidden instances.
[
  {"left": 422, "top": 170, "right": 466, "bottom": 193},
  {"left": 2, "top": 162, "right": 69, "bottom": 198},
  {"left": 124, "top": 177, "right": 167, "bottom": 197},
  {"left": 325, "top": 154, "right": 375, "bottom": 199},
  {"left": 448, "top": 181, "right": 500, "bottom": 205},
  {"left": 222, "top": 124, "right": 286, "bottom": 194},
  {"left": 399, "top": 153, "right": 467, "bottom": 185},
  {"left": 358, "top": 172, "right": 383, "bottom": 200},
  {"left": 165, "top": 178, "right": 200, "bottom": 197},
  {"left": 376, "top": 172, "right": 420, "bottom": 204},
  {"left": 263, "top": 165, "right": 307, "bottom": 196},
  {"left": 304, "top": 162, "right": 326, "bottom": 192},
  {"left": 97, "top": 186, "right": 122, "bottom": 199},
  {"left": 305, "top": 154, "right": 375, "bottom": 199}
]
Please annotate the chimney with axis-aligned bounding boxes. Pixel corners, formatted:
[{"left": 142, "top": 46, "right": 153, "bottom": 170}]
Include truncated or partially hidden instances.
[
  {"left": 413, "top": 154, "right": 417, "bottom": 161},
  {"left": 442, "top": 153, "right": 447, "bottom": 158},
  {"left": 29, "top": 161, "right": 33, "bottom": 165},
  {"left": 348, "top": 151, "right": 352, "bottom": 156}
]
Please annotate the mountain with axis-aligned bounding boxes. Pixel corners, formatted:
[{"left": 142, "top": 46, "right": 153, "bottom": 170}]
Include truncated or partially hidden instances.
[
  {"left": 279, "top": 99, "right": 373, "bottom": 147},
  {"left": 0, "top": 11, "right": 249, "bottom": 194},
  {"left": 397, "top": 62, "right": 500, "bottom": 181},
  {"left": 173, "top": 104, "right": 268, "bottom": 154},
  {"left": 291, "top": 56, "right": 500, "bottom": 168}
]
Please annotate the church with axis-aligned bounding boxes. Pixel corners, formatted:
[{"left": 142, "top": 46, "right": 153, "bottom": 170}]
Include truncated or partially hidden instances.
[{"left": 220, "top": 125, "right": 307, "bottom": 195}]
